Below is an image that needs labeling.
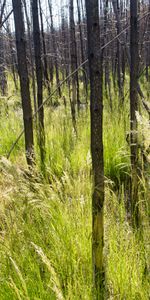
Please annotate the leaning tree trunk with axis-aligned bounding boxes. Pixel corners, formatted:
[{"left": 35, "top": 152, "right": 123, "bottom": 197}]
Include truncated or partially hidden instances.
[
  {"left": 31, "top": 0, "right": 45, "bottom": 172},
  {"left": 130, "top": 0, "right": 139, "bottom": 228},
  {"left": 85, "top": 0, "right": 105, "bottom": 298},
  {"left": 12, "top": 0, "right": 34, "bottom": 167}
]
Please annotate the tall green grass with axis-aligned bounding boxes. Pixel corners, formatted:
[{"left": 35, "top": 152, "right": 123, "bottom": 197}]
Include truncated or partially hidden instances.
[
  {"left": 0, "top": 155, "right": 149, "bottom": 299},
  {"left": 0, "top": 82, "right": 149, "bottom": 299}
]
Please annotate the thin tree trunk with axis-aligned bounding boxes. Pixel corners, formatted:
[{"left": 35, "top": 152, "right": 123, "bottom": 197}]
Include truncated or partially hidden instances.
[
  {"left": 69, "top": 0, "right": 80, "bottom": 120},
  {"left": 6, "top": 22, "right": 18, "bottom": 91},
  {"left": 0, "top": 30, "right": 7, "bottom": 95},
  {"left": 32, "top": 0, "right": 46, "bottom": 171},
  {"left": 130, "top": 0, "right": 139, "bottom": 228},
  {"left": 77, "top": 0, "right": 88, "bottom": 102},
  {"left": 145, "top": 1, "right": 150, "bottom": 84},
  {"left": 12, "top": 0, "right": 34, "bottom": 167},
  {"left": 112, "top": 0, "right": 124, "bottom": 103},
  {"left": 39, "top": 0, "right": 51, "bottom": 95},
  {"left": 23, "top": 0, "right": 37, "bottom": 116},
  {"left": 85, "top": 0, "right": 105, "bottom": 297},
  {"left": 48, "top": 0, "right": 61, "bottom": 98}
]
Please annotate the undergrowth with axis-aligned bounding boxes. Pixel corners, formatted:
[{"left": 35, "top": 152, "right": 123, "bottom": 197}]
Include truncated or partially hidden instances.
[
  {"left": 0, "top": 82, "right": 149, "bottom": 299},
  {"left": 0, "top": 156, "right": 149, "bottom": 299}
]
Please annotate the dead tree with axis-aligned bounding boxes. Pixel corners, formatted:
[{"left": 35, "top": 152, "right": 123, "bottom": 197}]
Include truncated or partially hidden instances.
[
  {"left": 0, "top": 31, "right": 7, "bottom": 95},
  {"left": 6, "top": 21, "right": 18, "bottom": 91},
  {"left": 85, "top": 0, "right": 105, "bottom": 297},
  {"left": 31, "top": 0, "right": 45, "bottom": 170},
  {"left": 23, "top": 0, "right": 37, "bottom": 115},
  {"left": 112, "top": 0, "right": 124, "bottom": 103},
  {"left": 12, "top": 0, "right": 34, "bottom": 166},
  {"left": 130, "top": 0, "right": 139, "bottom": 228},
  {"left": 76, "top": 0, "right": 88, "bottom": 102},
  {"left": 39, "top": 0, "right": 51, "bottom": 95},
  {"left": 145, "top": 1, "right": 150, "bottom": 83},
  {"left": 48, "top": 0, "right": 62, "bottom": 98},
  {"left": 69, "top": 0, "right": 80, "bottom": 120}
]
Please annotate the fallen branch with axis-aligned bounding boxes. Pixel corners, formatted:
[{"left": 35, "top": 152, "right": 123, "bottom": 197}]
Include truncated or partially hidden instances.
[{"left": 0, "top": 9, "right": 13, "bottom": 29}]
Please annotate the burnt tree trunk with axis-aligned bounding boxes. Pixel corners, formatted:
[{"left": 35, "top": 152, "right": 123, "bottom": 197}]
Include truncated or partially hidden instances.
[
  {"left": 12, "top": 0, "right": 34, "bottom": 166},
  {"left": 0, "top": 31, "right": 7, "bottom": 95},
  {"left": 48, "top": 0, "right": 61, "bottom": 98},
  {"left": 112, "top": 0, "right": 124, "bottom": 103},
  {"left": 6, "top": 22, "right": 18, "bottom": 91},
  {"left": 77, "top": 0, "right": 88, "bottom": 102},
  {"left": 39, "top": 0, "right": 51, "bottom": 95},
  {"left": 32, "top": 0, "right": 45, "bottom": 170},
  {"left": 130, "top": 0, "right": 139, "bottom": 228},
  {"left": 69, "top": 0, "right": 80, "bottom": 119},
  {"left": 145, "top": 1, "right": 150, "bottom": 84},
  {"left": 23, "top": 0, "right": 37, "bottom": 116},
  {"left": 85, "top": 0, "right": 105, "bottom": 297}
]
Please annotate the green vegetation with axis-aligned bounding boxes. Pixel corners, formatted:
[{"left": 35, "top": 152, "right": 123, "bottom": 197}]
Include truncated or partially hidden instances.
[{"left": 0, "top": 83, "right": 149, "bottom": 299}]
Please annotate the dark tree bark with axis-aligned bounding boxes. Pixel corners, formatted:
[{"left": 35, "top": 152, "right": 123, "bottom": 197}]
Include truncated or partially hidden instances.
[
  {"left": 31, "top": 0, "right": 45, "bottom": 169},
  {"left": 130, "top": 0, "right": 139, "bottom": 228},
  {"left": 85, "top": 0, "right": 104, "bottom": 297},
  {"left": 0, "top": 0, "right": 7, "bottom": 95},
  {"left": 145, "top": 1, "right": 150, "bottom": 83},
  {"left": 0, "top": 0, "right": 6, "bottom": 26},
  {"left": 12, "top": 0, "right": 34, "bottom": 166}
]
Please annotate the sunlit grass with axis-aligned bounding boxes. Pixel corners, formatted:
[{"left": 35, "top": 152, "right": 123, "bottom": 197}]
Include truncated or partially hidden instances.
[
  {"left": 0, "top": 80, "right": 149, "bottom": 299},
  {"left": 0, "top": 156, "right": 149, "bottom": 299}
]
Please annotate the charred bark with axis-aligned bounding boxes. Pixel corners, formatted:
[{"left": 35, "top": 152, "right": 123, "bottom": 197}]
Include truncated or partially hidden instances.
[
  {"left": 85, "top": 0, "right": 105, "bottom": 297},
  {"left": 12, "top": 0, "right": 34, "bottom": 166}
]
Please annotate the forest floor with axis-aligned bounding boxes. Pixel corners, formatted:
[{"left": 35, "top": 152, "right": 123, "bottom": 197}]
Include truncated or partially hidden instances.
[{"left": 0, "top": 79, "right": 150, "bottom": 299}]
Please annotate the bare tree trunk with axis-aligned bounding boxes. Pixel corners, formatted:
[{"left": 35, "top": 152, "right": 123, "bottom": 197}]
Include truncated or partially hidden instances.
[
  {"left": 48, "top": 0, "right": 61, "bottom": 98},
  {"left": 39, "top": 0, "right": 51, "bottom": 95},
  {"left": 0, "top": 30, "right": 7, "bottom": 95},
  {"left": 12, "top": 0, "right": 34, "bottom": 167},
  {"left": 47, "top": 32, "right": 54, "bottom": 87},
  {"left": 23, "top": 0, "right": 37, "bottom": 116},
  {"left": 112, "top": 0, "right": 124, "bottom": 103},
  {"left": 32, "top": 0, "right": 45, "bottom": 171},
  {"left": 104, "top": 0, "right": 112, "bottom": 110},
  {"left": 61, "top": 5, "right": 69, "bottom": 81},
  {"left": 145, "top": 1, "right": 150, "bottom": 84},
  {"left": 6, "top": 22, "right": 18, "bottom": 91},
  {"left": 130, "top": 0, "right": 139, "bottom": 228},
  {"left": 85, "top": 0, "right": 105, "bottom": 298},
  {"left": 69, "top": 0, "right": 80, "bottom": 121},
  {"left": 77, "top": 0, "right": 88, "bottom": 102}
]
